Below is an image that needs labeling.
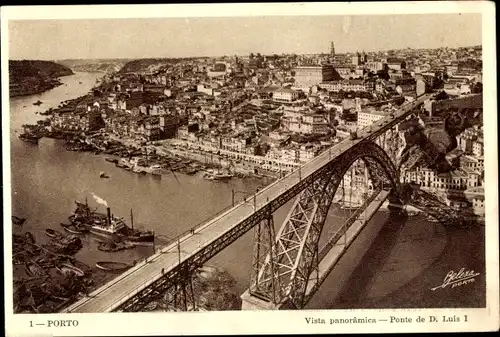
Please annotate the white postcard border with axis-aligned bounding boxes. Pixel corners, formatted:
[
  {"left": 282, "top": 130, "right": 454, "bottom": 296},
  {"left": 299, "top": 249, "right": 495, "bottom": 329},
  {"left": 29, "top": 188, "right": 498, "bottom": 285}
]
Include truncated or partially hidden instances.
[{"left": 2, "top": 2, "right": 498, "bottom": 336}]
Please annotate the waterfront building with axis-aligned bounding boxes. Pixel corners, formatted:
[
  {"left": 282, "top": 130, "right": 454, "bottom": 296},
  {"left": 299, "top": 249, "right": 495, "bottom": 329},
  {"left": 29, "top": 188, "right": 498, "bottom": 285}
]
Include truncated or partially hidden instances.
[
  {"left": 365, "top": 61, "right": 387, "bottom": 73},
  {"left": 272, "top": 88, "right": 299, "bottom": 102},
  {"left": 352, "top": 51, "right": 367, "bottom": 66},
  {"left": 416, "top": 78, "right": 428, "bottom": 97},
  {"left": 460, "top": 154, "right": 484, "bottom": 171},
  {"left": 464, "top": 186, "right": 485, "bottom": 216},
  {"left": 143, "top": 84, "right": 165, "bottom": 94},
  {"left": 460, "top": 83, "right": 472, "bottom": 95},
  {"left": 456, "top": 126, "right": 483, "bottom": 154},
  {"left": 197, "top": 84, "right": 215, "bottom": 96},
  {"left": 335, "top": 66, "right": 354, "bottom": 79},
  {"left": 356, "top": 107, "right": 393, "bottom": 129},
  {"left": 281, "top": 106, "right": 332, "bottom": 135},
  {"left": 472, "top": 137, "right": 484, "bottom": 157},
  {"left": 386, "top": 58, "right": 407, "bottom": 70},
  {"left": 220, "top": 135, "right": 252, "bottom": 153},
  {"left": 396, "top": 83, "right": 417, "bottom": 101},
  {"left": 401, "top": 166, "right": 484, "bottom": 216},
  {"left": 445, "top": 64, "right": 459, "bottom": 76},
  {"left": 293, "top": 65, "right": 340, "bottom": 89},
  {"left": 319, "top": 79, "right": 375, "bottom": 92},
  {"left": 402, "top": 167, "right": 482, "bottom": 191},
  {"left": 418, "top": 115, "right": 446, "bottom": 129},
  {"left": 298, "top": 144, "right": 322, "bottom": 163},
  {"left": 51, "top": 111, "right": 90, "bottom": 132}
]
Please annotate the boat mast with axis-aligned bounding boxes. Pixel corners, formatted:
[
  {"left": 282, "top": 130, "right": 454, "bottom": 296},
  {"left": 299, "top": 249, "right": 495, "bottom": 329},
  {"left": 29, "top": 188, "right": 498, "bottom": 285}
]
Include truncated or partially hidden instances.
[
  {"left": 130, "top": 208, "right": 134, "bottom": 230},
  {"left": 85, "top": 197, "right": 89, "bottom": 217}
]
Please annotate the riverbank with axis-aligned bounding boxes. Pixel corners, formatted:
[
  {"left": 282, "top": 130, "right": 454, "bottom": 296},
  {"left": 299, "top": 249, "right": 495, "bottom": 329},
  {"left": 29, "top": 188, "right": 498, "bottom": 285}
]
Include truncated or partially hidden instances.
[
  {"left": 9, "top": 60, "right": 74, "bottom": 98},
  {"left": 10, "top": 80, "right": 64, "bottom": 98},
  {"left": 157, "top": 142, "right": 280, "bottom": 179},
  {"left": 13, "top": 221, "right": 241, "bottom": 313},
  {"left": 17, "top": 119, "right": 274, "bottom": 182}
]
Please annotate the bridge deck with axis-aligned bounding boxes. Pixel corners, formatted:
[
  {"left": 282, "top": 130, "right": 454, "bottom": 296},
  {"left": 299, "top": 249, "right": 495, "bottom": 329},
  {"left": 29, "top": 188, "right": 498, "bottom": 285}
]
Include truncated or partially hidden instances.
[{"left": 63, "top": 94, "right": 432, "bottom": 313}]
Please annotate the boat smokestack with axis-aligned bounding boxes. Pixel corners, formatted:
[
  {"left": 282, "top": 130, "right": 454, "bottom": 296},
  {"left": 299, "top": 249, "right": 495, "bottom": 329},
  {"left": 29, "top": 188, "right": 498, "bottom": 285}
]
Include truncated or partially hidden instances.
[{"left": 107, "top": 207, "right": 111, "bottom": 225}]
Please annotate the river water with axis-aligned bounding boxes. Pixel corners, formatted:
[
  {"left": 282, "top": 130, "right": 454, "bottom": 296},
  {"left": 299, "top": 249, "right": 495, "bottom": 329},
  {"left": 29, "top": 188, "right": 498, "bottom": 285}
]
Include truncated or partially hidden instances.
[{"left": 9, "top": 72, "right": 484, "bottom": 310}]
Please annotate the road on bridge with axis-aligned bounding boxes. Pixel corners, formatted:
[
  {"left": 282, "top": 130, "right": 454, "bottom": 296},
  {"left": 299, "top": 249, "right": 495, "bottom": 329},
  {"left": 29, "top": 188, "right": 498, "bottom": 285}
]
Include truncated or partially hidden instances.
[{"left": 63, "top": 94, "right": 432, "bottom": 313}]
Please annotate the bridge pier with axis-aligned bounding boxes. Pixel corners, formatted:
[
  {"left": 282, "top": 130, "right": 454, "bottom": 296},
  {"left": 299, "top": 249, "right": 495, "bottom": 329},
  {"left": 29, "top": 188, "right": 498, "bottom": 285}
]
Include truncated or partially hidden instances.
[
  {"left": 240, "top": 291, "right": 295, "bottom": 310},
  {"left": 240, "top": 291, "right": 281, "bottom": 310},
  {"left": 386, "top": 186, "right": 407, "bottom": 215}
]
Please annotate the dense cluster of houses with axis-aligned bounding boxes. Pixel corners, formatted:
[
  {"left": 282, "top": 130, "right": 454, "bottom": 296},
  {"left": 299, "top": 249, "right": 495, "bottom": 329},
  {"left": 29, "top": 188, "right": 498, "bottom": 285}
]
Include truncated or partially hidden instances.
[{"left": 49, "top": 43, "right": 482, "bottom": 178}]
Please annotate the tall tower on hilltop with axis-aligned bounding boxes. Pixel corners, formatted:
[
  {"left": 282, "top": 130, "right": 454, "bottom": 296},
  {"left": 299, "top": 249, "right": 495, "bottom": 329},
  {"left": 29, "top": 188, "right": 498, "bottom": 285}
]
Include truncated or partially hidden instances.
[{"left": 330, "top": 41, "right": 335, "bottom": 58}]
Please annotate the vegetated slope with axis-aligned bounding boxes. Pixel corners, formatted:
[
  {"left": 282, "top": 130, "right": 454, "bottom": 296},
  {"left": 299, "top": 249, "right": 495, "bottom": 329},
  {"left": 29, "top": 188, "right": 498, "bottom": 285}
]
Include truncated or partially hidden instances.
[
  {"left": 118, "top": 57, "right": 205, "bottom": 74},
  {"left": 57, "top": 59, "right": 130, "bottom": 73},
  {"left": 118, "top": 59, "right": 172, "bottom": 74},
  {"left": 9, "top": 60, "right": 74, "bottom": 97}
]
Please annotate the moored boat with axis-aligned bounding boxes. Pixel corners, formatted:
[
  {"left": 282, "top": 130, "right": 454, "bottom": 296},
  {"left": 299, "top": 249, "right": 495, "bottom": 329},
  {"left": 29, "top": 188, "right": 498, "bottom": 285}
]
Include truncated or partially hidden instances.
[
  {"left": 24, "top": 232, "right": 36, "bottom": 244},
  {"left": 427, "top": 215, "right": 440, "bottom": 223},
  {"left": 60, "top": 222, "right": 88, "bottom": 235},
  {"left": 71, "top": 201, "right": 155, "bottom": 243},
  {"left": 46, "top": 234, "right": 83, "bottom": 255},
  {"left": 12, "top": 216, "right": 26, "bottom": 227},
  {"left": 97, "top": 240, "right": 135, "bottom": 252},
  {"left": 55, "top": 262, "right": 85, "bottom": 277},
  {"left": 70, "top": 260, "right": 92, "bottom": 275},
  {"left": 116, "top": 158, "right": 133, "bottom": 169},
  {"left": 132, "top": 166, "right": 147, "bottom": 174},
  {"left": 212, "top": 172, "right": 233, "bottom": 181},
  {"left": 24, "top": 262, "right": 46, "bottom": 278},
  {"left": 339, "top": 203, "right": 362, "bottom": 210},
  {"left": 203, "top": 169, "right": 232, "bottom": 181},
  {"left": 105, "top": 157, "right": 118, "bottom": 164},
  {"left": 45, "top": 228, "right": 64, "bottom": 240},
  {"left": 184, "top": 167, "right": 198, "bottom": 175},
  {"left": 19, "top": 133, "right": 42, "bottom": 144},
  {"left": 149, "top": 164, "right": 162, "bottom": 175},
  {"left": 96, "top": 261, "right": 134, "bottom": 272},
  {"left": 41, "top": 243, "right": 60, "bottom": 255}
]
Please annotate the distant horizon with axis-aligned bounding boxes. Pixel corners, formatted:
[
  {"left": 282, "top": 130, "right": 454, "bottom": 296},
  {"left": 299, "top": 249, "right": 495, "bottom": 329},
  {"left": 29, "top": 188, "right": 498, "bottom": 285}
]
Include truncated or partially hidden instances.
[
  {"left": 8, "top": 43, "right": 483, "bottom": 63},
  {"left": 8, "top": 14, "right": 482, "bottom": 61}
]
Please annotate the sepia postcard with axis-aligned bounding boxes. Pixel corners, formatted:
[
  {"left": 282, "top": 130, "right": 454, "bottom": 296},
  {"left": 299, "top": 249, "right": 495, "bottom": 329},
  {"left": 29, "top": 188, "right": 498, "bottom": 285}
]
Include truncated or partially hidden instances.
[{"left": 2, "top": 2, "right": 498, "bottom": 336}]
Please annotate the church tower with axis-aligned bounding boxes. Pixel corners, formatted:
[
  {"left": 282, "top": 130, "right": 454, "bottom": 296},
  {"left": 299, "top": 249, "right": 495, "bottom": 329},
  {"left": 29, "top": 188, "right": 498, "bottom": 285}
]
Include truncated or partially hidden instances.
[{"left": 330, "top": 41, "right": 335, "bottom": 58}]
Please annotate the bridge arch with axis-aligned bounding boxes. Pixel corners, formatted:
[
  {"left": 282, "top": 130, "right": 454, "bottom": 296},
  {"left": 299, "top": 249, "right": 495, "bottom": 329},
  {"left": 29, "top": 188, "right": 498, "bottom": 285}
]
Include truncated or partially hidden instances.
[{"left": 251, "top": 140, "right": 401, "bottom": 308}]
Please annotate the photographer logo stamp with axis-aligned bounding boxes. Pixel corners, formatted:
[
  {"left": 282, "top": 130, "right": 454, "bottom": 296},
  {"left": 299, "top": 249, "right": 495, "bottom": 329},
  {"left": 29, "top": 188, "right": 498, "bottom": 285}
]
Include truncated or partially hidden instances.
[{"left": 431, "top": 268, "right": 480, "bottom": 291}]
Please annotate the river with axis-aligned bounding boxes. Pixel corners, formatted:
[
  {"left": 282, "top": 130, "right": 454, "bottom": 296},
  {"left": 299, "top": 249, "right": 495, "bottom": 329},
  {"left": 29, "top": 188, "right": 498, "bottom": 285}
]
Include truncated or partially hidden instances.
[{"left": 9, "top": 72, "right": 484, "bottom": 310}]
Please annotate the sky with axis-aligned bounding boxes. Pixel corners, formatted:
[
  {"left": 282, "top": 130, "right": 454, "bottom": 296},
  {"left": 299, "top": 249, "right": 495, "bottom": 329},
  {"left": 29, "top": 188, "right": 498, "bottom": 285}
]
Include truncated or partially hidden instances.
[{"left": 8, "top": 14, "right": 482, "bottom": 60}]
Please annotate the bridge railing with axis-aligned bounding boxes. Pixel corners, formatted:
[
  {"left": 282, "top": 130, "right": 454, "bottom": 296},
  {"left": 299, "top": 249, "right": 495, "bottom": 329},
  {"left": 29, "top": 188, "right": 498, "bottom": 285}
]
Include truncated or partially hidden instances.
[{"left": 88, "top": 95, "right": 437, "bottom": 312}]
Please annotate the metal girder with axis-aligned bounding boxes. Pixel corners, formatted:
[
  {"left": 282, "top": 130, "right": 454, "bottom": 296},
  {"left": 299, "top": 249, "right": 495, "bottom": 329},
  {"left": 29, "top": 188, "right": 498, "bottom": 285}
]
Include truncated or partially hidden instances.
[
  {"left": 75, "top": 101, "right": 435, "bottom": 313},
  {"left": 376, "top": 126, "right": 403, "bottom": 169},
  {"left": 114, "top": 135, "right": 406, "bottom": 312},
  {"left": 318, "top": 188, "right": 381, "bottom": 261},
  {"left": 250, "top": 211, "right": 277, "bottom": 302},
  {"left": 249, "top": 141, "right": 401, "bottom": 309},
  {"left": 117, "top": 262, "right": 188, "bottom": 312}
]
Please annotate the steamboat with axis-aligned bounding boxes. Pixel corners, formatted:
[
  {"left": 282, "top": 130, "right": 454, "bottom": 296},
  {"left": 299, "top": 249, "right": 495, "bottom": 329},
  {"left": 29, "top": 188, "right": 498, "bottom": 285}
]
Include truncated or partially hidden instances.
[{"left": 69, "top": 200, "right": 154, "bottom": 243}]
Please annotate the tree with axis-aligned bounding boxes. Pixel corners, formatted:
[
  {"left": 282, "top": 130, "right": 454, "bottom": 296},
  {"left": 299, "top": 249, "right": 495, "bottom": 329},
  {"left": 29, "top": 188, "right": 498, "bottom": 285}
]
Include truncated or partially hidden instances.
[
  {"left": 472, "top": 82, "right": 483, "bottom": 94},
  {"left": 376, "top": 70, "right": 390, "bottom": 81}
]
